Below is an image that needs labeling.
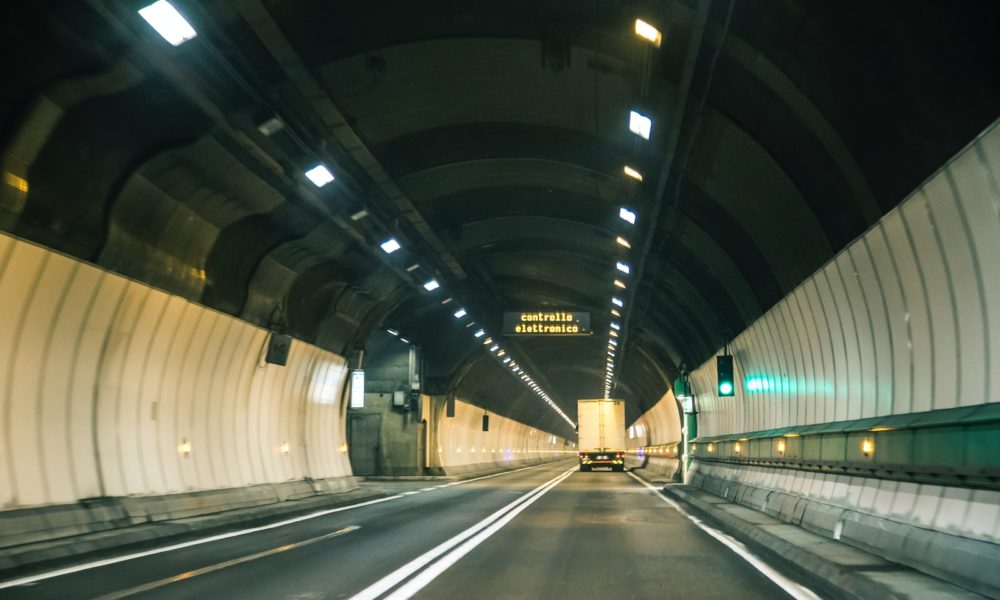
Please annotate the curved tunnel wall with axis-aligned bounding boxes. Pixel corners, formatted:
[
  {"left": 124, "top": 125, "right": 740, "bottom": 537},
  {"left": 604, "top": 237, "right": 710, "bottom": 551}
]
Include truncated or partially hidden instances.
[
  {"left": 429, "top": 396, "right": 572, "bottom": 475},
  {"left": 0, "top": 232, "right": 352, "bottom": 509},
  {"left": 690, "top": 119, "right": 1000, "bottom": 439},
  {"left": 659, "top": 122, "right": 1000, "bottom": 593},
  {"left": 624, "top": 390, "right": 682, "bottom": 480}
]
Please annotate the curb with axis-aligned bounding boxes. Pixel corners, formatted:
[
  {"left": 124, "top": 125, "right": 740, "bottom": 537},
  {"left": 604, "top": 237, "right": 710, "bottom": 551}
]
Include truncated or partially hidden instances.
[{"left": 660, "top": 485, "right": 984, "bottom": 600}]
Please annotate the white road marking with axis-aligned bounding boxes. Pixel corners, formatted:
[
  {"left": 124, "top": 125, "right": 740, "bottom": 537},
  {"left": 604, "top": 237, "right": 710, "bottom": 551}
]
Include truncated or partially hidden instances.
[
  {"left": 350, "top": 466, "right": 576, "bottom": 600},
  {"left": 93, "top": 526, "right": 359, "bottom": 600},
  {"left": 627, "top": 472, "right": 822, "bottom": 600},
  {"left": 0, "top": 460, "right": 571, "bottom": 590}
]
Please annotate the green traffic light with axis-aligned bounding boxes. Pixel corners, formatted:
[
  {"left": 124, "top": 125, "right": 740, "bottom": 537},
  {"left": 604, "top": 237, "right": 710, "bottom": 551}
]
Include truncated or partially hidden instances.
[{"left": 719, "top": 381, "right": 733, "bottom": 395}]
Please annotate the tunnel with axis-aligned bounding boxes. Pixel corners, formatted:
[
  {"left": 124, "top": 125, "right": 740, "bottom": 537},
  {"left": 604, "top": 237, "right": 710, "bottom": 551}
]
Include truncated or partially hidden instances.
[{"left": 1, "top": 1, "right": 999, "bottom": 598}]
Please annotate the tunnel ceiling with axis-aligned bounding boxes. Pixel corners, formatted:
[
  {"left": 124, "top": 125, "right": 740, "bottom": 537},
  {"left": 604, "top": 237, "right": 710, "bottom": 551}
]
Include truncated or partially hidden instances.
[{"left": 1, "top": 1, "right": 998, "bottom": 438}]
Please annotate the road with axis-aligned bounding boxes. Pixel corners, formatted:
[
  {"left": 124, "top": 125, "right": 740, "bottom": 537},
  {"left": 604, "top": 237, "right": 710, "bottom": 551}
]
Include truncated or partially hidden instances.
[{"left": 1, "top": 461, "right": 812, "bottom": 599}]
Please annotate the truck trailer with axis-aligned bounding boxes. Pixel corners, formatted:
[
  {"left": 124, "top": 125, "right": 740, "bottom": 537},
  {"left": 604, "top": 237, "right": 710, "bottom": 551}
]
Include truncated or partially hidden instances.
[{"left": 577, "top": 399, "right": 626, "bottom": 472}]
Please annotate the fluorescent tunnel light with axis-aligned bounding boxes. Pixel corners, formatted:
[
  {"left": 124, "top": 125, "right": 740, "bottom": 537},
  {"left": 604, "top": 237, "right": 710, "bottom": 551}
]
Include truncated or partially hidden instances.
[
  {"left": 139, "top": 0, "right": 197, "bottom": 46},
  {"left": 380, "top": 237, "right": 401, "bottom": 254},
  {"left": 305, "top": 164, "right": 335, "bottom": 187},
  {"left": 629, "top": 110, "right": 652, "bottom": 140}
]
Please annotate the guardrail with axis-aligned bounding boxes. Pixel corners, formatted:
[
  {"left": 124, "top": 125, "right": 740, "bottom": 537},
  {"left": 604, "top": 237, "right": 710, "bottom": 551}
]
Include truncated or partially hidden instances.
[{"left": 691, "top": 403, "right": 1000, "bottom": 490}]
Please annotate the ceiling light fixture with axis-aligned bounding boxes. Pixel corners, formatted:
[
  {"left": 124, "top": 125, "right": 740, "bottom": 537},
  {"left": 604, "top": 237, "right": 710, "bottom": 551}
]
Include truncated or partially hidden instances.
[
  {"left": 612, "top": 297, "right": 624, "bottom": 307},
  {"left": 474, "top": 329, "right": 485, "bottom": 338},
  {"left": 138, "top": 0, "right": 197, "bottom": 46},
  {"left": 629, "top": 110, "right": 652, "bottom": 140},
  {"left": 619, "top": 207, "right": 637, "bottom": 224},
  {"left": 305, "top": 164, "right": 335, "bottom": 187},
  {"left": 422, "top": 279, "right": 440, "bottom": 291},
  {"left": 623, "top": 166, "right": 643, "bottom": 182},
  {"left": 616, "top": 261, "right": 630, "bottom": 274},
  {"left": 350, "top": 209, "right": 368, "bottom": 221},
  {"left": 614, "top": 279, "right": 626, "bottom": 289},
  {"left": 615, "top": 236, "right": 631, "bottom": 249},
  {"left": 453, "top": 308, "right": 467, "bottom": 318},
  {"left": 380, "top": 237, "right": 401, "bottom": 254},
  {"left": 634, "top": 18, "right": 662, "bottom": 47}
]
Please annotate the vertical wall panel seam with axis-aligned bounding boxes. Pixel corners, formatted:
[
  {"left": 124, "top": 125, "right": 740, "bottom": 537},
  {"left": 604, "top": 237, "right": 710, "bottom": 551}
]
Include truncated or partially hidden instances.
[
  {"left": 746, "top": 319, "right": 767, "bottom": 430},
  {"left": 835, "top": 256, "right": 867, "bottom": 418},
  {"left": 89, "top": 274, "right": 129, "bottom": 497},
  {"left": 922, "top": 188, "right": 964, "bottom": 407},
  {"left": 0, "top": 239, "right": 12, "bottom": 504},
  {"left": 774, "top": 303, "right": 802, "bottom": 427},
  {"left": 174, "top": 308, "right": 207, "bottom": 490},
  {"left": 3, "top": 250, "right": 49, "bottom": 505},
  {"left": 874, "top": 222, "right": 913, "bottom": 415},
  {"left": 134, "top": 294, "right": 170, "bottom": 493},
  {"left": 821, "top": 268, "right": 851, "bottom": 420},
  {"left": 808, "top": 278, "right": 838, "bottom": 422},
  {"left": 851, "top": 242, "right": 886, "bottom": 416},
  {"left": 63, "top": 264, "right": 102, "bottom": 500},
  {"left": 233, "top": 328, "right": 258, "bottom": 485},
  {"left": 215, "top": 319, "right": 243, "bottom": 488},
  {"left": 112, "top": 286, "right": 153, "bottom": 495},
  {"left": 299, "top": 352, "right": 321, "bottom": 478},
  {"left": 195, "top": 313, "right": 225, "bottom": 487},
  {"left": 791, "top": 292, "right": 820, "bottom": 425},
  {"left": 852, "top": 236, "right": 896, "bottom": 416},
  {"left": 207, "top": 318, "right": 239, "bottom": 487},
  {"left": 288, "top": 347, "right": 315, "bottom": 478},
  {"left": 759, "top": 315, "right": 782, "bottom": 429},
  {"left": 245, "top": 334, "right": 267, "bottom": 484},
  {"left": 156, "top": 299, "right": 190, "bottom": 493},
  {"left": 285, "top": 342, "right": 311, "bottom": 479},
  {"left": 772, "top": 305, "right": 797, "bottom": 428},
  {"left": 944, "top": 168, "right": 990, "bottom": 404},
  {"left": 747, "top": 325, "right": 767, "bottom": 431},
  {"left": 898, "top": 207, "right": 936, "bottom": 412},
  {"left": 789, "top": 289, "right": 816, "bottom": 425},
  {"left": 35, "top": 258, "right": 78, "bottom": 503}
]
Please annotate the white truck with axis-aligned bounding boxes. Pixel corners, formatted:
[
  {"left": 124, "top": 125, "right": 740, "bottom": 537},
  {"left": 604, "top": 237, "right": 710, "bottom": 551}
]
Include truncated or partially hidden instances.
[{"left": 577, "top": 399, "right": 626, "bottom": 472}]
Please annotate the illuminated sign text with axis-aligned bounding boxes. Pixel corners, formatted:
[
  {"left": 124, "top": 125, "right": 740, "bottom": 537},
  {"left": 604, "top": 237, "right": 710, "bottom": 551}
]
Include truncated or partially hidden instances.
[{"left": 502, "top": 311, "right": 590, "bottom": 336}]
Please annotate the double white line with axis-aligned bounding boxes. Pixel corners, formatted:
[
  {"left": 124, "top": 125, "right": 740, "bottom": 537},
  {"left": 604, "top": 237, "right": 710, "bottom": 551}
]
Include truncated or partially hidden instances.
[{"left": 350, "top": 465, "right": 577, "bottom": 600}]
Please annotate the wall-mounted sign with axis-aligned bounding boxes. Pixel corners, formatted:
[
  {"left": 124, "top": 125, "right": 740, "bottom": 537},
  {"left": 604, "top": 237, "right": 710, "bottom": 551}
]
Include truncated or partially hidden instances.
[
  {"left": 502, "top": 311, "right": 590, "bottom": 335},
  {"left": 350, "top": 370, "right": 365, "bottom": 408}
]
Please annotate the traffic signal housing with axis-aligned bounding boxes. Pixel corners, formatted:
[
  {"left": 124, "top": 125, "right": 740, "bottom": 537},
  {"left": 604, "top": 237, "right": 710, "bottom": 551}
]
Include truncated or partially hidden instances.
[{"left": 717, "top": 355, "right": 735, "bottom": 396}]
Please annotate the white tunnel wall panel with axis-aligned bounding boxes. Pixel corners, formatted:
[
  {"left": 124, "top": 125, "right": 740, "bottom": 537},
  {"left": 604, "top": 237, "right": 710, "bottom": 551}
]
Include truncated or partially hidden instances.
[
  {"left": 0, "top": 232, "right": 351, "bottom": 509},
  {"left": 433, "top": 398, "right": 570, "bottom": 470},
  {"left": 692, "top": 121, "right": 1000, "bottom": 436},
  {"left": 626, "top": 389, "right": 682, "bottom": 448}
]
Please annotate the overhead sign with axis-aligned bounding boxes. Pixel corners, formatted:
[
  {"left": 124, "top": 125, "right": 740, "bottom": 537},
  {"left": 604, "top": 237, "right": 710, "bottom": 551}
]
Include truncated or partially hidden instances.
[{"left": 503, "top": 311, "right": 590, "bottom": 336}]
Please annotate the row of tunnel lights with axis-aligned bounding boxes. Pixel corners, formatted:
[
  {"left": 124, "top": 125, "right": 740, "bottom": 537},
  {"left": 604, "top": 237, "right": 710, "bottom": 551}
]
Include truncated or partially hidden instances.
[
  {"left": 383, "top": 272, "right": 573, "bottom": 429},
  {"left": 139, "top": 2, "right": 662, "bottom": 426},
  {"left": 603, "top": 17, "right": 663, "bottom": 398},
  {"left": 139, "top": 0, "right": 571, "bottom": 428},
  {"left": 692, "top": 436, "right": 877, "bottom": 458}
]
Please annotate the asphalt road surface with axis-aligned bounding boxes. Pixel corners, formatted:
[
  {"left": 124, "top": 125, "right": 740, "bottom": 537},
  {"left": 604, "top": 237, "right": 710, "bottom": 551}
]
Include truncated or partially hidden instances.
[{"left": 1, "top": 461, "right": 812, "bottom": 599}]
